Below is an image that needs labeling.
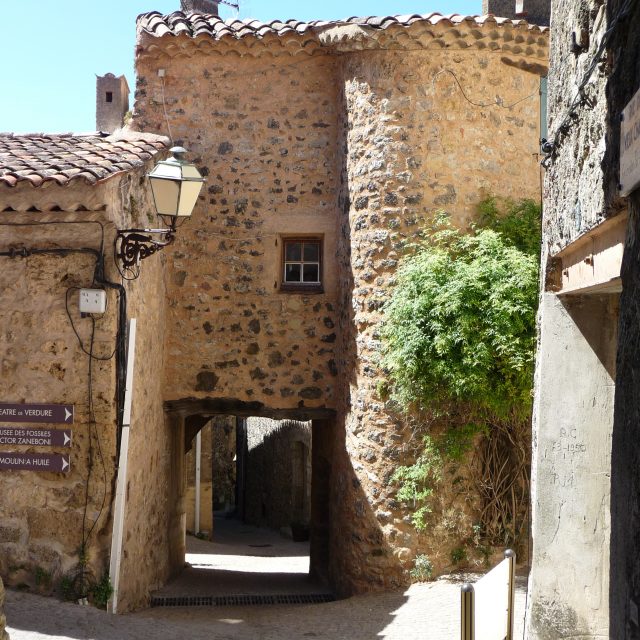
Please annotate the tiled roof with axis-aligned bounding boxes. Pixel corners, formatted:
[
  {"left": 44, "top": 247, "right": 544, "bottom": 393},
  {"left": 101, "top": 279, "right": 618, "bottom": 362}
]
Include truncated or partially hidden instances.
[
  {"left": 138, "top": 11, "right": 548, "bottom": 41},
  {"left": 0, "top": 132, "right": 170, "bottom": 188}
]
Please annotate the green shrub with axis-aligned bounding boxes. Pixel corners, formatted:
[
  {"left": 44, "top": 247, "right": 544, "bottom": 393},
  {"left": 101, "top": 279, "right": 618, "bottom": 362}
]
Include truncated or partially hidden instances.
[
  {"left": 410, "top": 554, "right": 434, "bottom": 581},
  {"left": 381, "top": 213, "right": 538, "bottom": 419},
  {"left": 90, "top": 573, "right": 113, "bottom": 609},
  {"left": 382, "top": 201, "right": 540, "bottom": 539}
]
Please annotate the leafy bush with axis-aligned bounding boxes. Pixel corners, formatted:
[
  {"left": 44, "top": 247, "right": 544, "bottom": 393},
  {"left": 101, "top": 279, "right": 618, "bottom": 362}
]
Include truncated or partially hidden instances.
[
  {"left": 382, "top": 200, "right": 540, "bottom": 540},
  {"left": 91, "top": 573, "right": 113, "bottom": 609},
  {"left": 450, "top": 547, "right": 467, "bottom": 565},
  {"left": 410, "top": 554, "right": 434, "bottom": 581},
  {"left": 381, "top": 212, "right": 538, "bottom": 421},
  {"left": 477, "top": 196, "right": 541, "bottom": 257}
]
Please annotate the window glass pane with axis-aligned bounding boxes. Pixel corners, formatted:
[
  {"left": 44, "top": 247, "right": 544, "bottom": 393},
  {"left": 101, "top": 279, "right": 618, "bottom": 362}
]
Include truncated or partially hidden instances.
[
  {"left": 285, "top": 242, "right": 302, "bottom": 261},
  {"left": 285, "top": 263, "right": 302, "bottom": 282},
  {"left": 303, "top": 242, "right": 319, "bottom": 262},
  {"left": 303, "top": 263, "right": 319, "bottom": 282}
]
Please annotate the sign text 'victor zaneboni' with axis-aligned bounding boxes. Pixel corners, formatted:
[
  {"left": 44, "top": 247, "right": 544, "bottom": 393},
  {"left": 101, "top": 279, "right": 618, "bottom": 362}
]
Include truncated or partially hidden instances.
[{"left": 0, "top": 427, "right": 71, "bottom": 448}]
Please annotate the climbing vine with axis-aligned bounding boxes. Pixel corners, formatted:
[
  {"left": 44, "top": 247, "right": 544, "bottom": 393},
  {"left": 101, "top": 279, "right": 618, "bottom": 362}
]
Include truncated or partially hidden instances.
[{"left": 381, "top": 198, "right": 540, "bottom": 548}]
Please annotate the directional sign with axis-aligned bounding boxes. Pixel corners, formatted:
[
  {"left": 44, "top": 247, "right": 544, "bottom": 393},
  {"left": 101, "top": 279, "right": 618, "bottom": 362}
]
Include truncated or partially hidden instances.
[
  {"left": 0, "top": 427, "right": 72, "bottom": 448},
  {"left": 0, "top": 453, "right": 70, "bottom": 473},
  {"left": 0, "top": 403, "right": 74, "bottom": 425},
  {"left": 621, "top": 86, "right": 640, "bottom": 196}
]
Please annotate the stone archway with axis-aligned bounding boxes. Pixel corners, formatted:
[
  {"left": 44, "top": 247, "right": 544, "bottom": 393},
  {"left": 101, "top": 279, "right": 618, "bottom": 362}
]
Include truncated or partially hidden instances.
[{"left": 163, "top": 398, "right": 336, "bottom": 591}]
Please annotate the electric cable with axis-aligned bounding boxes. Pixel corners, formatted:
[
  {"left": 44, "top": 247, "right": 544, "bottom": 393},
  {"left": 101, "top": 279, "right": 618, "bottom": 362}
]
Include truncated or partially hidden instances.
[
  {"left": 64, "top": 287, "right": 117, "bottom": 361},
  {"left": 542, "top": 0, "right": 638, "bottom": 166},
  {"left": 432, "top": 69, "right": 538, "bottom": 110},
  {"left": 0, "top": 220, "right": 106, "bottom": 256}
]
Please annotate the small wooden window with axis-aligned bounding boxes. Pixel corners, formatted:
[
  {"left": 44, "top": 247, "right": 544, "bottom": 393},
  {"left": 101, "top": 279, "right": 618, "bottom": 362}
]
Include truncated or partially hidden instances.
[
  {"left": 106, "top": 92, "right": 113, "bottom": 103},
  {"left": 281, "top": 237, "right": 323, "bottom": 292}
]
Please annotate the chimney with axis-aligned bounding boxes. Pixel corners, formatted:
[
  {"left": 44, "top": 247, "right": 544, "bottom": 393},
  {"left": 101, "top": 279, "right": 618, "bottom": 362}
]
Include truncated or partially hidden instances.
[
  {"left": 482, "top": 0, "right": 550, "bottom": 26},
  {"left": 180, "top": 0, "right": 219, "bottom": 15},
  {"left": 96, "top": 74, "right": 130, "bottom": 133}
]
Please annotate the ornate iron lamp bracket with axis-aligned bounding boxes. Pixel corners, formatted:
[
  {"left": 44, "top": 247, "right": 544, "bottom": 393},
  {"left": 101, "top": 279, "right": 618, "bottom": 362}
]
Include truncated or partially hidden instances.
[{"left": 115, "top": 227, "right": 176, "bottom": 276}]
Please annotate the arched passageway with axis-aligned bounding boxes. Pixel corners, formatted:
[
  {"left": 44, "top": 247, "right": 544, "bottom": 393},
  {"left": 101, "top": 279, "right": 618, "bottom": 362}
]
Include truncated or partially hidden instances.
[{"left": 152, "top": 399, "right": 335, "bottom": 604}]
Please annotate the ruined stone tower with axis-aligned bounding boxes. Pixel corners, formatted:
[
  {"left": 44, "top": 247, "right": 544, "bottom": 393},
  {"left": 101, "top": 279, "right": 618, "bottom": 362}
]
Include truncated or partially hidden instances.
[
  {"left": 482, "top": 0, "right": 551, "bottom": 26},
  {"left": 180, "top": 0, "right": 219, "bottom": 14},
  {"left": 96, "top": 74, "right": 129, "bottom": 133}
]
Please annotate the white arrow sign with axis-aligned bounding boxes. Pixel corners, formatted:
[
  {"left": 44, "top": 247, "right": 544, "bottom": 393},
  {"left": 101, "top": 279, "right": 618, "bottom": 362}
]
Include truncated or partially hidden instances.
[
  {"left": 61, "top": 456, "right": 70, "bottom": 472},
  {"left": 64, "top": 408, "right": 72, "bottom": 422},
  {"left": 63, "top": 433, "right": 71, "bottom": 446}
]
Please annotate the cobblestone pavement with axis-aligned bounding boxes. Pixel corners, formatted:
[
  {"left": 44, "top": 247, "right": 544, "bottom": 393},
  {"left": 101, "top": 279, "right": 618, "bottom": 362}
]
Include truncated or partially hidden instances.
[
  {"left": 4, "top": 520, "right": 528, "bottom": 639},
  {"left": 5, "top": 579, "right": 528, "bottom": 640}
]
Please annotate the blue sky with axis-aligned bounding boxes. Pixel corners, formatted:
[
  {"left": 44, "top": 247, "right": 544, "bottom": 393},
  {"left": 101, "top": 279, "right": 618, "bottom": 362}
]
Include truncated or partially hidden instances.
[{"left": 0, "top": 1, "right": 481, "bottom": 133}]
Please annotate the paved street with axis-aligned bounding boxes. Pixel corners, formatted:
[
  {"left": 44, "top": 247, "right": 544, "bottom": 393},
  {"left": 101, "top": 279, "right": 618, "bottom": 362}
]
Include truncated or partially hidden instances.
[{"left": 4, "top": 519, "right": 528, "bottom": 639}]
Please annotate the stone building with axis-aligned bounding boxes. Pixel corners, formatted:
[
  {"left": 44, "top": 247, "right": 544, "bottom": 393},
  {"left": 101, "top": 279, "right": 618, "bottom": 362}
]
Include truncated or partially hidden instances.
[
  {"left": 483, "top": 0, "right": 551, "bottom": 26},
  {"left": 241, "top": 418, "right": 312, "bottom": 534},
  {"left": 526, "top": 0, "right": 640, "bottom": 638},
  {"left": 185, "top": 416, "right": 311, "bottom": 539},
  {"left": 0, "top": 9, "right": 548, "bottom": 612},
  {"left": 132, "top": 10, "right": 547, "bottom": 598},
  {"left": 0, "top": 132, "right": 173, "bottom": 611},
  {"left": 96, "top": 74, "right": 130, "bottom": 133}
]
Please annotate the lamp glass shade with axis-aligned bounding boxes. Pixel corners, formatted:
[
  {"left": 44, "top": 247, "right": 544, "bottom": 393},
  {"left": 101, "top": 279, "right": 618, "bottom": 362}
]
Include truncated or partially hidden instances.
[
  {"left": 148, "top": 156, "right": 205, "bottom": 218},
  {"left": 177, "top": 179, "right": 204, "bottom": 217}
]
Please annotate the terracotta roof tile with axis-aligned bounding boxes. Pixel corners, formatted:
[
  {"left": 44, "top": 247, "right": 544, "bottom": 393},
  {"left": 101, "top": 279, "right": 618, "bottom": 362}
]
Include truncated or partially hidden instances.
[
  {"left": 137, "top": 11, "right": 548, "bottom": 41},
  {"left": 0, "top": 132, "right": 170, "bottom": 189}
]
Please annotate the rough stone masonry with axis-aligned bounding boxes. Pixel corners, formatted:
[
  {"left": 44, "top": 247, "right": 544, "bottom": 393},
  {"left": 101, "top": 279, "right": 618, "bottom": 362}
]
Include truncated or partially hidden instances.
[
  {"left": 0, "top": 577, "right": 8, "bottom": 640},
  {"left": 133, "top": 11, "right": 548, "bottom": 595}
]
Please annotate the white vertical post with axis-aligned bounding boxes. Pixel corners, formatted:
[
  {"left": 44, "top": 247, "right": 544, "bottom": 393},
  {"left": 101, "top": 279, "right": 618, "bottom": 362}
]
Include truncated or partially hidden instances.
[
  {"left": 108, "top": 318, "right": 137, "bottom": 615},
  {"left": 195, "top": 430, "right": 202, "bottom": 535},
  {"left": 505, "top": 549, "right": 516, "bottom": 640}
]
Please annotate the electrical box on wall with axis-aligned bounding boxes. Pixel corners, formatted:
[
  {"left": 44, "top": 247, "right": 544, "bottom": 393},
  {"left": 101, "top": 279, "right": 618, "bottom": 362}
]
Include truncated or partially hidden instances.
[{"left": 79, "top": 289, "right": 107, "bottom": 314}]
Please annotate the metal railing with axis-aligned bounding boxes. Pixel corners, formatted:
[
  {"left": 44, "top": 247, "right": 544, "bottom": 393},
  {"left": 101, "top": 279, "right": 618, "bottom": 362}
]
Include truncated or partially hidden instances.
[{"left": 461, "top": 549, "right": 516, "bottom": 640}]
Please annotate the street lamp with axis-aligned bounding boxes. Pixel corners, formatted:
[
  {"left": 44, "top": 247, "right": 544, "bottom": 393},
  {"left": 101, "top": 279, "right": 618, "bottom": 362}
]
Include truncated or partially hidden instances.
[{"left": 115, "top": 146, "right": 205, "bottom": 278}]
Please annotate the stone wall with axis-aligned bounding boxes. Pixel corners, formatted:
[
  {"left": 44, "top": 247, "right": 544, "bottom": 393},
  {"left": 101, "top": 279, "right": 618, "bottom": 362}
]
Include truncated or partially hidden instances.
[
  {"left": 133, "top": 18, "right": 546, "bottom": 596},
  {"left": 0, "top": 152, "right": 179, "bottom": 611},
  {"left": 111, "top": 167, "right": 175, "bottom": 611},
  {"left": 134, "top": 52, "right": 341, "bottom": 411},
  {"left": 0, "top": 203, "right": 119, "bottom": 597},
  {"left": 528, "top": 1, "right": 640, "bottom": 638},
  {"left": 605, "top": 1, "right": 640, "bottom": 637},
  {"left": 242, "top": 418, "right": 311, "bottom": 532},
  {"left": 332, "top": 48, "right": 542, "bottom": 592},
  {"left": 211, "top": 417, "right": 236, "bottom": 512},
  {"left": 0, "top": 577, "right": 9, "bottom": 640},
  {"left": 542, "top": 0, "right": 614, "bottom": 259}
]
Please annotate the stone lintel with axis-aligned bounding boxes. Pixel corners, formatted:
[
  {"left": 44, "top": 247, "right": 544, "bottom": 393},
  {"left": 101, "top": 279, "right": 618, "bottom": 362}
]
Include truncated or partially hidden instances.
[{"left": 165, "top": 397, "right": 336, "bottom": 421}]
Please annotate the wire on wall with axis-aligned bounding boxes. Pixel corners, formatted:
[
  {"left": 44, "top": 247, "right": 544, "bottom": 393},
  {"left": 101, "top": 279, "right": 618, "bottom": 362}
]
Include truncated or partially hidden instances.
[
  {"left": 432, "top": 69, "right": 538, "bottom": 110},
  {"left": 0, "top": 219, "right": 128, "bottom": 573},
  {"left": 541, "top": 0, "right": 638, "bottom": 167}
]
